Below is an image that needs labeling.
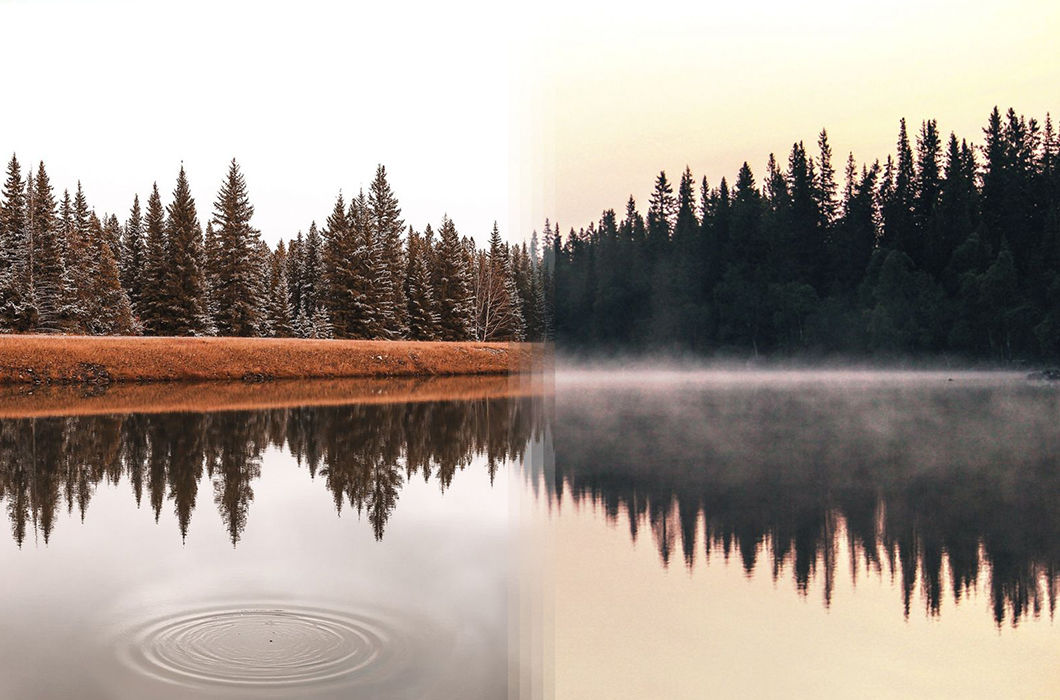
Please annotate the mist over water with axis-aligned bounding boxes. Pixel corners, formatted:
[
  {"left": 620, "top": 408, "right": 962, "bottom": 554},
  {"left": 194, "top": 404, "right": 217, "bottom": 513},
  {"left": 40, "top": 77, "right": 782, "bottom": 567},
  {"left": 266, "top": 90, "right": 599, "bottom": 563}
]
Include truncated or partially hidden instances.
[{"left": 552, "top": 366, "right": 1060, "bottom": 625}]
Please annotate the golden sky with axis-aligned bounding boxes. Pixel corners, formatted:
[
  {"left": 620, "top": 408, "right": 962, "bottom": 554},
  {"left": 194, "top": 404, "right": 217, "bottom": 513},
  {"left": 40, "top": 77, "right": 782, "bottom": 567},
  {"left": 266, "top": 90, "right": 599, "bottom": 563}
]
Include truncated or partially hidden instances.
[{"left": 518, "top": 0, "right": 1060, "bottom": 236}]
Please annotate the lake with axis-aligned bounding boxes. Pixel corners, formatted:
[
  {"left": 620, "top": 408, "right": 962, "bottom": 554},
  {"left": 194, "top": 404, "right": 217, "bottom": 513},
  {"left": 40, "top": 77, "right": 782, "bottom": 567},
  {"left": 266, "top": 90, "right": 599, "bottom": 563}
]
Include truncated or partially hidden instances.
[{"left": 1, "top": 370, "right": 1058, "bottom": 698}]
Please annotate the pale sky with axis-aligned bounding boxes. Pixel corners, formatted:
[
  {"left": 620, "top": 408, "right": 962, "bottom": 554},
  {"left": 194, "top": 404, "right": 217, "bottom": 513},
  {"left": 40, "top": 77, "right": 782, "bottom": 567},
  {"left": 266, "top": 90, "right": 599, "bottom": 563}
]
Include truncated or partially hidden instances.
[
  {"left": 3, "top": 0, "right": 1058, "bottom": 245},
  {"left": 526, "top": 0, "right": 1060, "bottom": 235}
]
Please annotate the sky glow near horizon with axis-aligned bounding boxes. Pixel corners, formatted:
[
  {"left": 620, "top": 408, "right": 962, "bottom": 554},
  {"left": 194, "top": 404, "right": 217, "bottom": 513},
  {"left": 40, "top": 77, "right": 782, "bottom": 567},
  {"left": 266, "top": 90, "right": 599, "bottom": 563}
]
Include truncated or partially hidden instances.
[{"left": 2, "top": 0, "right": 1058, "bottom": 245}]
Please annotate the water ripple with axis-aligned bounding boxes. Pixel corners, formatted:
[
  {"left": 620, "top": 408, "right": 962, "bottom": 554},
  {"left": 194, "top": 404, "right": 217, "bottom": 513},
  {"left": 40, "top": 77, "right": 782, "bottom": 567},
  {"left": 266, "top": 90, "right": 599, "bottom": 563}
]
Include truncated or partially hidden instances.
[{"left": 116, "top": 604, "right": 409, "bottom": 690}]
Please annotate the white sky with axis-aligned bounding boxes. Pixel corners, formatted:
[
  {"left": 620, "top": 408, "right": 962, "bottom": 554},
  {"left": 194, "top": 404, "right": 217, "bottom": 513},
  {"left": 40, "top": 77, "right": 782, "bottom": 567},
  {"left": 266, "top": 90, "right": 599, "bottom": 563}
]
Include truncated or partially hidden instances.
[{"left": 3, "top": 0, "right": 1058, "bottom": 245}]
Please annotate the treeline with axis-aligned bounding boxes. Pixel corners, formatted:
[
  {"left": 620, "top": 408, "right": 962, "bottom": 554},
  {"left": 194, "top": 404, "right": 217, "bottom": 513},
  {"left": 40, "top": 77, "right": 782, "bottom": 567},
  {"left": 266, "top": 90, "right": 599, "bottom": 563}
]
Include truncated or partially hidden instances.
[
  {"left": 0, "top": 157, "right": 547, "bottom": 341},
  {"left": 0, "top": 395, "right": 542, "bottom": 546},
  {"left": 549, "top": 107, "right": 1060, "bottom": 360}
]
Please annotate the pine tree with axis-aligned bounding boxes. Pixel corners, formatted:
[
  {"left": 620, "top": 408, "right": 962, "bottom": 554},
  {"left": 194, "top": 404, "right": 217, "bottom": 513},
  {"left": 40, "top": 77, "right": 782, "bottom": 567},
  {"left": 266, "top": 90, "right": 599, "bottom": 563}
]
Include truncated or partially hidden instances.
[
  {"left": 210, "top": 158, "right": 264, "bottom": 336},
  {"left": 140, "top": 183, "right": 169, "bottom": 335},
  {"left": 286, "top": 229, "right": 303, "bottom": 324},
  {"left": 432, "top": 215, "right": 473, "bottom": 340},
  {"left": 0, "top": 155, "right": 33, "bottom": 330},
  {"left": 264, "top": 241, "right": 293, "bottom": 337},
  {"left": 346, "top": 189, "right": 383, "bottom": 338},
  {"left": 61, "top": 202, "right": 95, "bottom": 333},
  {"left": 164, "top": 166, "right": 208, "bottom": 335},
  {"left": 368, "top": 165, "right": 406, "bottom": 338},
  {"left": 404, "top": 226, "right": 439, "bottom": 340},
  {"left": 474, "top": 222, "right": 524, "bottom": 341},
  {"left": 29, "top": 162, "right": 64, "bottom": 332},
  {"left": 646, "top": 170, "right": 675, "bottom": 259},
  {"left": 89, "top": 212, "right": 135, "bottom": 334},
  {"left": 300, "top": 221, "right": 323, "bottom": 318},
  {"left": 121, "top": 194, "right": 145, "bottom": 313},
  {"left": 816, "top": 129, "right": 839, "bottom": 225}
]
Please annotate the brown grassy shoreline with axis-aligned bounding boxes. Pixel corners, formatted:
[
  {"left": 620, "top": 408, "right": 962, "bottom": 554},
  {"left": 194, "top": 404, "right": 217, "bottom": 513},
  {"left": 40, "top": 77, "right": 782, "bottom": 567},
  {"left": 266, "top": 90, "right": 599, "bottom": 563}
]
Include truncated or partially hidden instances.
[{"left": 0, "top": 336, "right": 539, "bottom": 385}]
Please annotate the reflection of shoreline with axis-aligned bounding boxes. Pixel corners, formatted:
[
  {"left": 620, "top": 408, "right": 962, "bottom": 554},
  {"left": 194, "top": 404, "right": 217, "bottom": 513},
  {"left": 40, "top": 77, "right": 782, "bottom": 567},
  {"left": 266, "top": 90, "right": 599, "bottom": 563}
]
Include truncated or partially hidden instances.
[
  {"left": 0, "top": 374, "right": 552, "bottom": 419},
  {"left": 553, "top": 379, "right": 1060, "bottom": 626},
  {"left": 0, "top": 394, "right": 546, "bottom": 546}
]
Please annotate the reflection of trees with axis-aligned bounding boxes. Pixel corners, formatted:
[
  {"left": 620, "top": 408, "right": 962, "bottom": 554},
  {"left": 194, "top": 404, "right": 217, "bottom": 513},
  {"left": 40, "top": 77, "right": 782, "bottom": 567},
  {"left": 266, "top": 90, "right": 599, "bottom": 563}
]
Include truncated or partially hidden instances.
[
  {"left": 0, "top": 395, "right": 541, "bottom": 547},
  {"left": 554, "top": 382, "right": 1060, "bottom": 626}
]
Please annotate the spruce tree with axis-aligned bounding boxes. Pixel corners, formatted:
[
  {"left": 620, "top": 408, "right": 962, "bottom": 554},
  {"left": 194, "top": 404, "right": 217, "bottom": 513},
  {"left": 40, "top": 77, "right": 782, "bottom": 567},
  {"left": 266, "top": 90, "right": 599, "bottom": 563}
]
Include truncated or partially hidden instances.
[
  {"left": 432, "top": 215, "right": 473, "bottom": 340},
  {"left": 322, "top": 192, "right": 351, "bottom": 336},
  {"left": 121, "top": 194, "right": 145, "bottom": 312},
  {"left": 404, "top": 226, "right": 439, "bottom": 340},
  {"left": 368, "top": 165, "right": 406, "bottom": 338},
  {"left": 646, "top": 170, "right": 675, "bottom": 259},
  {"left": 287, "top": 230, "right": 303, "bottom": 325},
  {"left": 89, "top": 212, "right": 135, "bottom": 334},
  {"left": 29, "top": 162, "right": 64, "bottom": 333},
  {"left": 0, "top": 155, "right": 32, "bottom": 330},
  {"left": 265, "top": 241, "right": 293, "bottom": 337},
  {"left": 164, "top": 166, "right": 208, "bottom": 335},
  {"left": 346, "top": 189, "right": 384, "bottom": 338},
  {"left": 300, "top": 221, "right": 324, "bottom": 318},
  {"left": 209, "top": 158, "right": 264, "bottom": 336},
  {"left": 140, "top": 183, "right": 169, "bottom": 335}
]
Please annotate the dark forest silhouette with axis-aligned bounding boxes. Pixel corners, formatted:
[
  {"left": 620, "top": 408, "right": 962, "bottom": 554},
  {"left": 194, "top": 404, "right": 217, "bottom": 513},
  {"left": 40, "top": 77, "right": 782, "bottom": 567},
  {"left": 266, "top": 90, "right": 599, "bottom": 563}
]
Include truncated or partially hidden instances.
[
  {"left": 547, "top": 108, "right": 1060, "bottom": 360},
  {"left": 552, "top": 378, "right": 1060, "bottom": 626},
  {"left": 0, "top": 395, "right": 541, "bottom": 547}
]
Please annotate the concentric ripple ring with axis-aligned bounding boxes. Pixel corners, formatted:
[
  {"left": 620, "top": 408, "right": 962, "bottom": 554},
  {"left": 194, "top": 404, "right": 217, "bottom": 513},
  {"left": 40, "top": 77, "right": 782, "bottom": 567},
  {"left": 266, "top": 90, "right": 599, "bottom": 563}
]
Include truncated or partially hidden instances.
[{"left": 115, "top": 604, "right": 406, "bottom": 689}]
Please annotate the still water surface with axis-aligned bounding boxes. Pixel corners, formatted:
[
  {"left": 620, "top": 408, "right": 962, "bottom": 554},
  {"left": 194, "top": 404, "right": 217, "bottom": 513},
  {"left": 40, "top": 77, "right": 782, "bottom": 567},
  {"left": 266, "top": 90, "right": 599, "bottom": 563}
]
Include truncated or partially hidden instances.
[
  {"left": 1, "top": 371, "right": 1058, "bottom": 698},
  {"left": 552, "top": 370, "right": 1060, "bottom": 698}
]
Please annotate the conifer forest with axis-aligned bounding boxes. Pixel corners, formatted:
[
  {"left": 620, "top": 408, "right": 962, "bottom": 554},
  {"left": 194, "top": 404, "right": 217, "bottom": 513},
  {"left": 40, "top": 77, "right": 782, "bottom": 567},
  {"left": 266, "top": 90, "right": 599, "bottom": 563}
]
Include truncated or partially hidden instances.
[
  {"left": 549, "top": 108, "right": 1060, "bottom": 361},
  {"left": 0, "top": 159, "right": 545, "bottom": 343}
]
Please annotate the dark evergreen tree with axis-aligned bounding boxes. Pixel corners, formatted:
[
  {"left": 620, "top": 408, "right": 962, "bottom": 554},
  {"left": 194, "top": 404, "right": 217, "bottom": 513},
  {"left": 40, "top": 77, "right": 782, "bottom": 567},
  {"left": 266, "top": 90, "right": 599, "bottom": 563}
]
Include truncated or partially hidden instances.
[
  {"left": 0, "top": 155, "right": 32, "bottom": 330},
  {"left": 432, "top": 215, "right": 473, "bottom": 340},
  {"left": 404, "top": 226, "right": 439, "bottom": 340},
  {"left": 140, "top": 183, "right": 169, "bottom": 335},
  {"left": 29, "top": 162, "right": 64, "bottom": 333},
  {"left": 210, "top": 159, "right": 264, "bottom": 336},
  {"left": 120, "top": 194, "right": 145, "bottom": 313},
  {"left": 368, "top": 165, "right": 405, "bottom": 338},
  {"left": 164, "top": 166, "right": 208, "bottom": 335}
]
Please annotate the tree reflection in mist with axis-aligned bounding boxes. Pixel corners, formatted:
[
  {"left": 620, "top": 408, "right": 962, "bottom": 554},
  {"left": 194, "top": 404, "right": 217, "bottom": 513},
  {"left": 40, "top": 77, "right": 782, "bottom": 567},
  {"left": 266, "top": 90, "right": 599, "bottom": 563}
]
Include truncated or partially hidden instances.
[{"left": 553, "top": 378, "right": 1060, "bottom": 626}]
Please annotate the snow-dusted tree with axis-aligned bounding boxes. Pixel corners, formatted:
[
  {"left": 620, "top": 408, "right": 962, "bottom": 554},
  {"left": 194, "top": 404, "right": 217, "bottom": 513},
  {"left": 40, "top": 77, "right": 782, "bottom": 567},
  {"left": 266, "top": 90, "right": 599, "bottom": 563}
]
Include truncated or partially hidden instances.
[
  {"left": 140, "top": 183, "right": 169, "bottom": 335},
  {"left": 60, "top": 203, "right": 95, "bottom": 333},
  {"left": 264, "top": 241, "right": 293, "bottom": 337},
  {"left": 103, "top": 213, "right": 122, "bottom": 262},
  {"left": 368, "top": 165, "right": 406, "bottom": 338},
  {"left": 431, "top": 215, "right": 473, "bottom": 340},
  {"left": 307, "top": 305, "right": 334, "bottom": 339},
  {"left": 404, "top": 225, "right": 439, "bottom": 340},
  {"left": 345, "top": 190, "right": 384, "bottom": 338},
  {"left": 473, "top": 222, "right": 525, "bottom": 341},
  {"left": 121, "top": 194, "right": 145, "bottom": 313},
  {"left": 286, "top": 229, "right": 303, "bottom": 323},
  {"left": 164, "top": 165, "right": 209, "bottom": 335},
  {"left": 512, "top": 242, "right": 542, "bottom": 341},
  {"left": 0, "top": 154, "right": 34, "bottom": 331},
  {"left": 88, "top": 212, "right": 134, "bottom": 334},
  {"left": 300, "top": 221, "right": 324, "bottom": 319},
  {"left": 29, "top": 162, "right": 64, "bottom": 333},
  {"left": 209, "top": 159, "right": 264, "bottom": 336}
]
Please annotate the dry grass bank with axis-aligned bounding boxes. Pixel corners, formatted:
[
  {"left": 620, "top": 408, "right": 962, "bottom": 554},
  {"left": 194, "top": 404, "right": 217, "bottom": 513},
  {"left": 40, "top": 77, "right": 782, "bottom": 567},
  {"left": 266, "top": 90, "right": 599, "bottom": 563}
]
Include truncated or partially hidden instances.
[
  {"left": 0, "top": 336, "right": 540, "bottom": 385},
  {"left": 0, "top": 373, "right": 551, "bottom": 419}
]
